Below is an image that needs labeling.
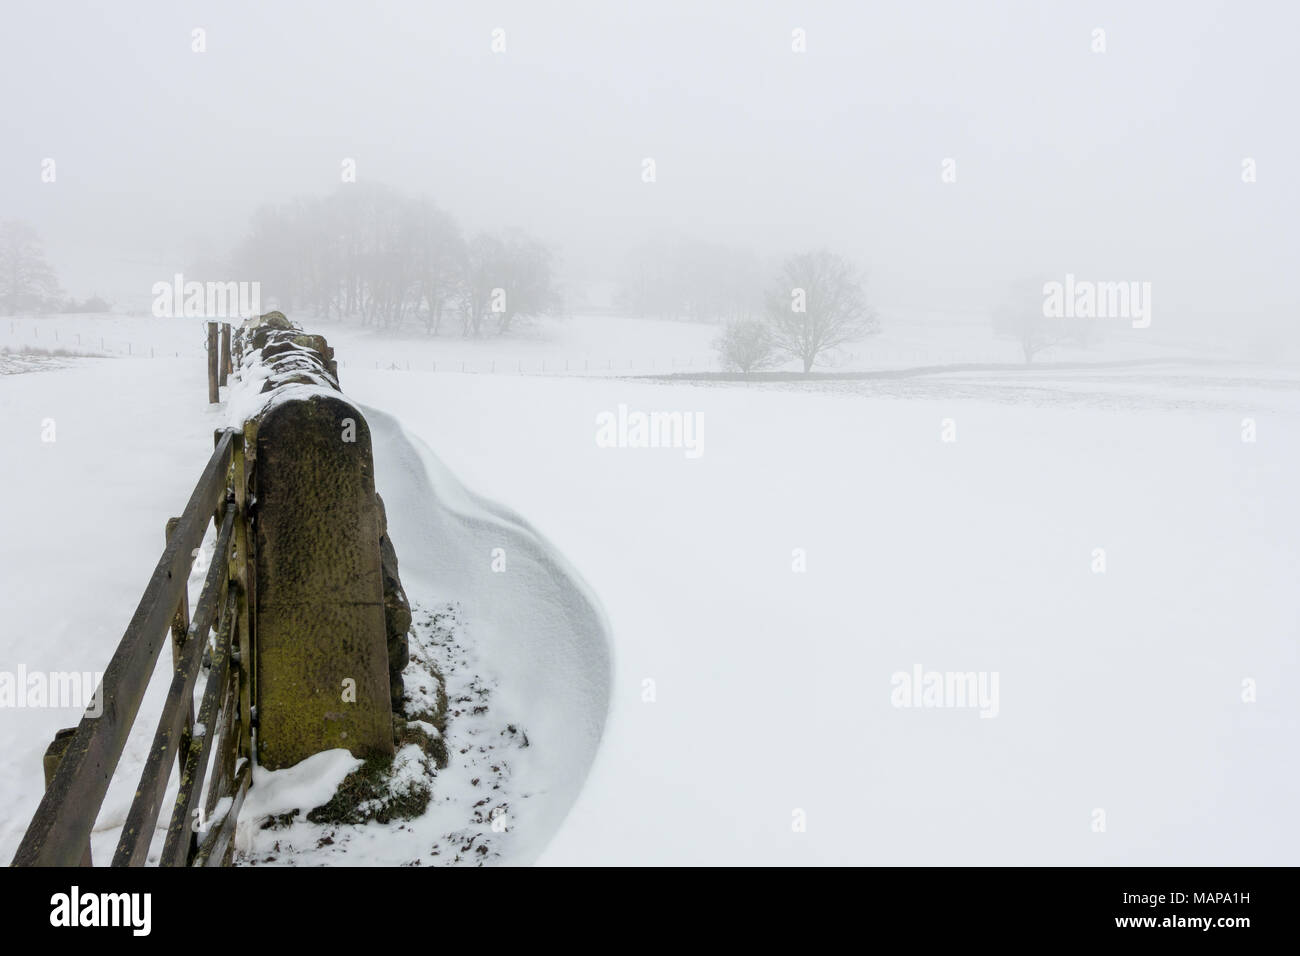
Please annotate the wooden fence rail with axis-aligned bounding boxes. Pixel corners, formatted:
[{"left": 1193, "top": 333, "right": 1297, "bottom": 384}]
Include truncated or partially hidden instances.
[{"left": 11, "top": 428, "right": 253, "bottom": 867}]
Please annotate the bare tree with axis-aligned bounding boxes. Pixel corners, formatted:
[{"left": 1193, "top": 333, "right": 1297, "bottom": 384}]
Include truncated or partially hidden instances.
[
  {"left": 993, "top": 277, "right": 1059, "bottom": 363},
  {"left": 714, "top": 318, "right": 778, "bottom": 373},
  {"left": 0, "top": 220, "right": 61, "bottom": 314},
  {"left": 765, "top": 250, "right": 876, "bottom": 372}
]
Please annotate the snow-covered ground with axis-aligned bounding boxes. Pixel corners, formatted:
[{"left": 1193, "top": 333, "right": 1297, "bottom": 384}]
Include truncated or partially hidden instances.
[
  {"left": 341, "top": 360, "right": 1300, "bottom": 865},
  {"left": 2, "top": 312, "right": 1297, "bottom": 865},
  {"left": 0, "top": 353, "right": 225, "bottom": 863}
]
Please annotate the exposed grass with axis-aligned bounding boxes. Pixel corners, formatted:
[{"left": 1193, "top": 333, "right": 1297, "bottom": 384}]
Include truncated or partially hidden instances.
[
  {"left": 306, "top": 751, "right": 432, "bottom": 826},
  {"left": 398, "top": 717, "right": 449, "bottom": 769}
]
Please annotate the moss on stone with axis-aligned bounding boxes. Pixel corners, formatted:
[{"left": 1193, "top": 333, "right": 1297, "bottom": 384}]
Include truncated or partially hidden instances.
[{"left": 253, "top": 391, "right": 393, "bottom": 770}]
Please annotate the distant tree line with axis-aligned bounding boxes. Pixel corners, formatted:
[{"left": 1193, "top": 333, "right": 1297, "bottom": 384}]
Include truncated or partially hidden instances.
[{"left": 232, "top": 184, "right": 562, "bottom": 336}]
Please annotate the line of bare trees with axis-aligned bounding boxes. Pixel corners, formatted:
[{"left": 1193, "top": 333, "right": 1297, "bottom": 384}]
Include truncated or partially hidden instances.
[{"left": 232, "top": 184, "right": 561, "bottom": 336}]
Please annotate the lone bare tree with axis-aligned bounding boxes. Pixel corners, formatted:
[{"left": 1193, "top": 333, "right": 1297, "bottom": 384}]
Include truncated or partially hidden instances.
[
  {"left": 714, "top": 318, "right": 777, "bottom": 373},
  {"left": 993, "top": 277, "right": 1059, "bottom": 363},
  {"left": 765, "top": 250, "right": 876, "bottom": 372},
  {"left": 0, "top": 220, "right": 60, "bottom": 314}
]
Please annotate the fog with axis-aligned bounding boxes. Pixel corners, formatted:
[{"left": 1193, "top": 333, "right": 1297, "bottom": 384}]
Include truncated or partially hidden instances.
[
  {"left": 2, "top": 0, "right": 1297, "bottom": 333},
  {"left": 4, "top": 2, "right": 1300, "bottom": 876}
]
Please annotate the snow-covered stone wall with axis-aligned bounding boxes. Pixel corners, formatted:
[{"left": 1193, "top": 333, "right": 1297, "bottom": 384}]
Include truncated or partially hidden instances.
[{"left": 230, "top": 312, "right": 409, "bottom": 770}]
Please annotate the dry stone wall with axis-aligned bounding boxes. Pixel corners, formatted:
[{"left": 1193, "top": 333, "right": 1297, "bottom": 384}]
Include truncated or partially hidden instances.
[{"left": 233, "top": 312, "right": 411, "bottom": 770}]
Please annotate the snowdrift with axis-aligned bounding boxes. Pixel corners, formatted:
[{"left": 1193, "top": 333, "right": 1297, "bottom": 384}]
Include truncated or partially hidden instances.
[{"left": 362, "top": 405, "right": 613, "bottom": 863}]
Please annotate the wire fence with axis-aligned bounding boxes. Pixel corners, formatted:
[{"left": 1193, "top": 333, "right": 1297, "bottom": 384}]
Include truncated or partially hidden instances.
[{"left": 6, "top": 316, "right": 1053, "bottom": 377}]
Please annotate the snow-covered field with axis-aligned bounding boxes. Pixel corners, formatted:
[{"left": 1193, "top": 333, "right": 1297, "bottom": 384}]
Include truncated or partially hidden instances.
[
  {"left": 0, "top": 353, "right": 222, "bottom": 862},
  {"left": 343, "top": 360, "right": 1300, "bottom": 865},
  {"left": 1, "top": 312, "right": 1297, "bottom": 865}
]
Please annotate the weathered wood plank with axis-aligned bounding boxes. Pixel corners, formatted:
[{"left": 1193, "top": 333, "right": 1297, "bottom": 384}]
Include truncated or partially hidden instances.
[
  {"left": 192, "top": 760, "right": 250, "bottom": 867},
  {"left": 160, "top": 587, "right": 237, "bottom": 867},
  {"left": 111, "top": 504, "right": 235, "bottom": 867},
  {"left": 204, "top": 662, "right": 239, "bottom": 821},
  {"left": 164, "top": 517, "right": 195, "bottom": 776},
  {"left": 42, "top": 730, "right": 91, "bottom": 867},
  {"left": 11, "top": 431, "right": 235, "bottom": 867}
]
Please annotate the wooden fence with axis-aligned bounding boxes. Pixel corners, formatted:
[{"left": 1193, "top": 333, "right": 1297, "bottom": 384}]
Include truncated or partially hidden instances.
[
  {"left": 11, "top": 423, "right": 255, "bottom": 866},
  {"left": 208, "top": 321, "right": 233, "bottom": 402}
]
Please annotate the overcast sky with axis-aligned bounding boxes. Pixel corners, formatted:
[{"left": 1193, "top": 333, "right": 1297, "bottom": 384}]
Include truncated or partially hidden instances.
[{"left": 2, "top": 0, "right": 1296, "bottom": 326}]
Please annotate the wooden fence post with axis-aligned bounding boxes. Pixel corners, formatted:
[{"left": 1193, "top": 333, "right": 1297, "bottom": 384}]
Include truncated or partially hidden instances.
[
  {"left": 207, "top": 322, "right": 219, "bottom": 403},
  {"left": 165, "top": 518, "right": 196, "bottom": 774},
  {"left": 232, "top": 429, "right": 254, "bottom": 760},
  {"left": 42, "top": 730, "right": 92, "bottom": 867},
  {"left": 219, "top": 323, "right": 232, "bottom": 386}
]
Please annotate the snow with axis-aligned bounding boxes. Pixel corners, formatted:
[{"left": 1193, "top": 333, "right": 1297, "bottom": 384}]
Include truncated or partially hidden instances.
[
  {"left": 0, "top": 344, "right": 228, "bottom": 864},
  {"left": 405, "top": 720, "right": 440, "bottom": 739},
  {"left": 2, "top": 312, "right": 1298, "bottom": 866},
  {"left": 239, "top": 750, "right": 364, "bottom": 826},
  {"left": 234, "top": 600, "right": 560, "bottom": 866},
  {"left": 337, "top": 341, "right": 1300, "bottom": 865},
  {"left": 361, "top": 407, "right": 613, "bottom": 863}
]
